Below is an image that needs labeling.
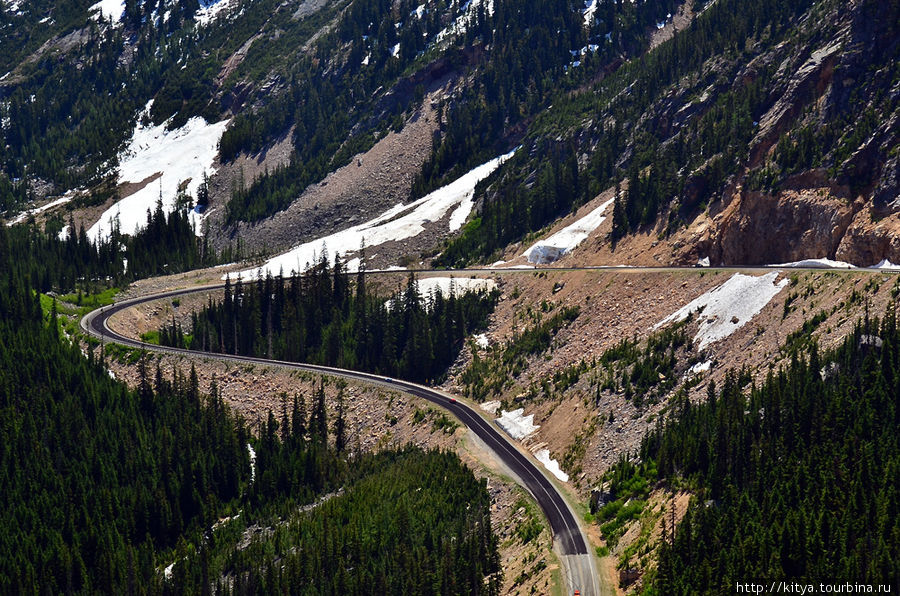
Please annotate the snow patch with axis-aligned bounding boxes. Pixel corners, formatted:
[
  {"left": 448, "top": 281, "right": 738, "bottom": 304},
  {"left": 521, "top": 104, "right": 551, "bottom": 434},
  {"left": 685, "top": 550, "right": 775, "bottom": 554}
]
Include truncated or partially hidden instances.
[
  {"left": 89, "top": 0, "right": 124, "bottom": 22},
  {"left": 480, "top": 400, "right": 501, "bottom": 414},
  {"left": 386, "top": 277, "right": 496, "bottom": 310},
  {"left": 473, "top": 333, "right": 489, "bottom": 349},
  {"left": 436, "top": 0, "right": 494, "bottom": 43},
  {"left": 390, "top": 42, "right": 400, "bottom": 57},
  {"left": 8, "top": 193, "right": 74, "bottom": 226},
  {"left": 88, "top": 103, "right": 229, "bottom": 241},
  {"left": 873, "top": 259, "right": 900, "bottom": 270},
  {"left": 523, "top": 197, "right": 614, "bottom": 264},
  {"left": 232, "top": 149, "right": 516, "bottom": 280},
  {"left": 247, "top": 443, "right": 256, "bottom": 483},
  {"left": 495, "top": 408, "right": 539, "bottom": 440},
  {"left": 770, "top": 258, "right": 855, "bottom": 269},
  {"left": 416, "top": 276, "right": 496, "bottom": 297},
  {"left": 583, "top": 0, "right": 599, "bottom": 26},
  {"left": 535, "top": 449, "right": 569, "bottom": 482},
  {"left": 654, "top": 272, "right": 789, "bottom": 351},
  {"left": 687, "top": 360, "right": 712, "bottom": 375},
  {"left": 195, "top": 0, "right": 235, "bottom": 26}
]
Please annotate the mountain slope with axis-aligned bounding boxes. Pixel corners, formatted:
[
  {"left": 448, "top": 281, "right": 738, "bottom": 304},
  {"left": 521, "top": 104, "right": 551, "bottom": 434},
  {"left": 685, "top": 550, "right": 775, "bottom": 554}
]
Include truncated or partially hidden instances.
[{"left": 438, "top": 0, "right": 899, "bottom": 268}]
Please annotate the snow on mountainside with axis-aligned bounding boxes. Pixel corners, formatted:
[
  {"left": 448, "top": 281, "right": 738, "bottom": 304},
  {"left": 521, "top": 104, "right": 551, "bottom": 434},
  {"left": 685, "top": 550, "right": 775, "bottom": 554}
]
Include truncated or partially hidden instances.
[
  {"left": 495, "top": 408, "right": 539, "bottom": 440},
  {"left": 88, "top": 103, "right": 229, "bottom": 242},
  {"left": 195, "top": 0, "right": 238, "bottom": 26},
  {"left": 7, "top": 193, "right": 74, "bottom": 226},
  {"left": 654, "top": 272, "right": 789, "bottom": 351},
  {"left": 523, "top": 197, "right": 614, "bottom": 264},
  {"left": 230, "top": 149, "right": 517, "bottom": 279},
  {"left": 89, "top": 0, "right": 124, "bottom": 22}
]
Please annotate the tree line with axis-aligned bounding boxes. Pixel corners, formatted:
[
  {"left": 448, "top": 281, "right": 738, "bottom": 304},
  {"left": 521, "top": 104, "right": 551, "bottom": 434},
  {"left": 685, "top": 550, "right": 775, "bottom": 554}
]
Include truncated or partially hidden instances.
[
  {"left": 607, "top": 310, "right": 900, "bottom": 592},
  {"left": 0, "top": 203, "right": 501, "bottom": 594},
  {"left": 0, "top": 238, "right": 251, "bottom": 593},
  {"left": 0, "top": 199, "right": 239, "bottom": 295},
  {"left": 161, "top": 258, "right": 499, "bottom": 383}
]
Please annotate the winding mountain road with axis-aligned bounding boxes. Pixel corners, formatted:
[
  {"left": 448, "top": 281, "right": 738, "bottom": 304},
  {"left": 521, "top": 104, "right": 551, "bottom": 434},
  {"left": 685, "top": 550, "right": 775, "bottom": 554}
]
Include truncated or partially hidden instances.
[{"left": 82, "top": 282, "right": 599, "bottom": 596}]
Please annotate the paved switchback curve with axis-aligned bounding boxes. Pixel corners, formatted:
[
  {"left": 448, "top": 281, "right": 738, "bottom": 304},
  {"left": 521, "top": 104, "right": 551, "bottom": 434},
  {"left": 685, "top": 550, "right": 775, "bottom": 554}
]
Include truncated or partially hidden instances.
[{"left": 82, "top": 283, "right": 599, "bottom": 596}]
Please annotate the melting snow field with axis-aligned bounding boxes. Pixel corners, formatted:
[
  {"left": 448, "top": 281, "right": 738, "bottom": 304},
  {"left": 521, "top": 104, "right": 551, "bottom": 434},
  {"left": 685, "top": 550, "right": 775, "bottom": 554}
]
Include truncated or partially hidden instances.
[
  {"left": 436, "top": 0, "right": 494, "bottom": 42},
  {"left": 523, "top": 197, "right": 614, "bottom": 264},
  {"left": 88, "top": 103, "right": 229, "bottom": 242},
  {"left": 495, "top": 408, "right": 539, "bottom": 440},
  {"left": 770, "top": 258, "right": 855, "bottom": 269},
  {"left": 473, "top": 333, "right": 490, "bottom": 349},
  {"left": 688, "top": 360, "right": 712, "bottom": 375},
  {"left": 583, "top": 0, "right": 599, "bottom": 26},
  {"left": 416, "top": 277, "right": 496, "bottom": 297},
  {"left": 535, "top": 449, "right": 569, "bottom": 482},
  {"left": 247, "top": 443, "right": 256, "bottom": 483},
  {"left": 232, "top": 149, "right": 516, "bottom": 279},
  {"left": 384, "top": 277, "right": 495, "bottom": 310},
  {"left": 655, "top": 272, "right": 789, "bottom": 351}
]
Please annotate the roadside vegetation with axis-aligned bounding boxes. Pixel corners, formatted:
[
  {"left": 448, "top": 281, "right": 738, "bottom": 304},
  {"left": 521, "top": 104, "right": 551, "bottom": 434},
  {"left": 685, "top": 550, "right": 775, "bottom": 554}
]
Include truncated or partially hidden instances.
[
  {"left": 159, "top": 259, "right": 499, "bottom": 383},
  {"left": 461, "top": 301, "right": 580, "bottom": 402},
  {"left": 0, "top": 240, "right": 501, "bottom": 594},
  {"left": 595, "top": 309, "right": 900, "bottom": 593}
]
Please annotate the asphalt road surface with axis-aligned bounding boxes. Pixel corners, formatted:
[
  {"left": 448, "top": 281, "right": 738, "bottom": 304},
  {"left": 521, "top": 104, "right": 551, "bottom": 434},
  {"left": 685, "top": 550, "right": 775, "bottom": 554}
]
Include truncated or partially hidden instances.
[{"left": 82, "top": 283, "right": 599, "bottom": 595}]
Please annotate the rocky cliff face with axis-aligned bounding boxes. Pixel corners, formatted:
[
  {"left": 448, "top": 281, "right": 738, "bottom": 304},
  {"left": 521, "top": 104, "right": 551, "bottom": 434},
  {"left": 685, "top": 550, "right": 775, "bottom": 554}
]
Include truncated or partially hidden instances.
[
  {"left": 704, "top": 183, "right": 857, "bottom": 266},
  {"left": 664, "top": 0, "right": 900, "bottom": 267}
]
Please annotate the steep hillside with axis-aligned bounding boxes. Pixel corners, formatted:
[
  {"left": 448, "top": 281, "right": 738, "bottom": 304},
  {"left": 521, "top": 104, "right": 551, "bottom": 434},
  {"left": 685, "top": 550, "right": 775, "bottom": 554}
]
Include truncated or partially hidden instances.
[{"left": 439, "top": 0, "right": 900, "bottom": 269}]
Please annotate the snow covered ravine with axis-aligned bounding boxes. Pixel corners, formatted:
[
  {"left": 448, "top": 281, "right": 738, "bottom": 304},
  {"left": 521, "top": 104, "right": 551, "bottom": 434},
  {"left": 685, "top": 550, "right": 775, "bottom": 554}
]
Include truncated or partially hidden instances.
[
  {"left": 87, "top": 103, "right": 229, "bottom": 242},
  {"left": 654, "top": 272, "right": 789, "bottom": 351},
  {"left": 522, "top": 197, "right": 614, "bottom": 264},
  {"left": 231, "top": 149, "right": 517, "bottom": 280}
]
